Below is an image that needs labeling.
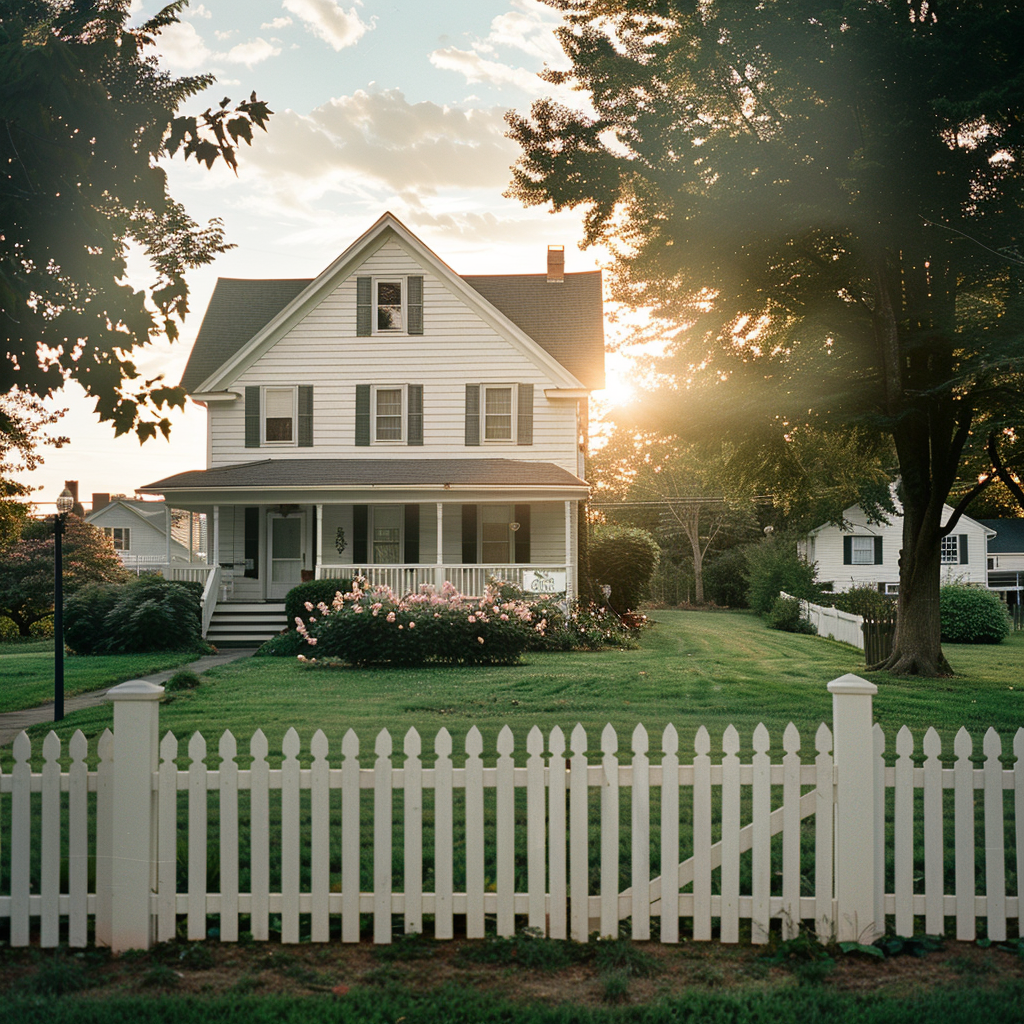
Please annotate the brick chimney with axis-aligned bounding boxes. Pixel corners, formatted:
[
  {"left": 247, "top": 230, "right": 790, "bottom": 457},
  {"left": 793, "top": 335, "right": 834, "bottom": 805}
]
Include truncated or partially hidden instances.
[
  {"left": 92, "top": 493, "right": 111, "bottom": 512},
  {"left": 64, "top": 480, "right": 86, "bottom": 517},
  {"left": 547, "top": 244, "right": 564, "bottom": 283}
]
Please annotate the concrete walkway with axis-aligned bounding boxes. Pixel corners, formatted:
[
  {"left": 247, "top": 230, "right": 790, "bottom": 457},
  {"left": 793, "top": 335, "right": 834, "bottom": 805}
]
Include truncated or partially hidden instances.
[{"left": 0, "top": 648, "right": 256, "bottom": 747}]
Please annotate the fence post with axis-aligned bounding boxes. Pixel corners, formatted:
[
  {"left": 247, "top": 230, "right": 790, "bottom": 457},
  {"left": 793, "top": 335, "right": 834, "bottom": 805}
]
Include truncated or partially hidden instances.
[
  {"left": 108, "top": 680, "right": 164, "bottom": 952},
  {"left": 828, "top": 672, "right": 879, "bottom": 943}
]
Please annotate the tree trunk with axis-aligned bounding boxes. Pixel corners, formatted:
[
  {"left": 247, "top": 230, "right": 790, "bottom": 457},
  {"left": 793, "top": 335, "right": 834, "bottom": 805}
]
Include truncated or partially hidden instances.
[{"left": 871, "top": 493, "right": 952, "bottom": 676}]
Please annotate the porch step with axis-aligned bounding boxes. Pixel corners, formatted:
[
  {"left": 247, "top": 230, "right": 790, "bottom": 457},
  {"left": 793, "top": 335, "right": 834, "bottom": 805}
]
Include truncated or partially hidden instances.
[{"left": 206, "top": 602, "right": 288, "bottom": 647}]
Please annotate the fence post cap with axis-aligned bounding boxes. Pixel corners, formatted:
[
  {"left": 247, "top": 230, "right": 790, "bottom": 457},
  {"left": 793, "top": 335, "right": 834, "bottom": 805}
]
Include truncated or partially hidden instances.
[
  {"left": 106, "top": 680, "right": 165, "bottom": 701},
  {"left": 827, "top": 673, "right": 877, "bottom": 695}
]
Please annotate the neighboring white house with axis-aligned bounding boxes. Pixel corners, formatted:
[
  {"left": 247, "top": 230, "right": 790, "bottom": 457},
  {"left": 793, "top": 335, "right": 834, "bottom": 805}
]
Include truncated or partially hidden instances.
[
  {"left": 138, "top": 213, "right": 604, "bottom": 603},
  {"left": 797, "top": 497, "right": 995, "bottom": 594},
  {"left": 85, "top": 497, "right": 197, "bottom": 571},
  {"left": 978, "top": 518, "right": 1024, "bottom": 606}
]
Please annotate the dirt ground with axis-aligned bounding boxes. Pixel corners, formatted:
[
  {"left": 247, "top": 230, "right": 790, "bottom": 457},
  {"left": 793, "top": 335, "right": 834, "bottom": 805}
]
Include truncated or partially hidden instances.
[{"left": 2, "top": 930, "right": 1023, "bottom": 1007}]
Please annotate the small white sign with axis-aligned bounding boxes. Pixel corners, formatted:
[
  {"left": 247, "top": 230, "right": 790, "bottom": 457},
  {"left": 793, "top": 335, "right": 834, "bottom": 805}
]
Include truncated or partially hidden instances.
[{"left": 523, "top": 570, "right": 567, "bottom": 594}]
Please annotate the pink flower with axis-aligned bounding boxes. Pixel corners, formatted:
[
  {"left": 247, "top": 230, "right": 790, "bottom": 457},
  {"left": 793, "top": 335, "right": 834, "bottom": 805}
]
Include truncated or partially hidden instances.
[
  {"left": 477, "top": 636, "right": 485, "bottom": 644},
  {"left": 386, "top": 611, "right": 396, "bottom": 623},
  {"left": 408, "top": 621, "right": 415, "bottom": 629},
  {"left": 468, "top": 615, "right": 476, "bottom": 623},
  {"left": 500, "top": 614, "right": 509, "bottom": 621},
  {"left": 294, "top": 616, "right": 304, "bottom": 627},
  {"left": 308, "top": 638, "right": 318, "bottom": 646},
  {"left": 304, "top": 601, "right": 314, "bottom": 612},
  {"left": 309, "top": 617, "right": 316, "bottom": 623},
  {"left": 398, "top": 624, "right": 404, "bottom": 630}
]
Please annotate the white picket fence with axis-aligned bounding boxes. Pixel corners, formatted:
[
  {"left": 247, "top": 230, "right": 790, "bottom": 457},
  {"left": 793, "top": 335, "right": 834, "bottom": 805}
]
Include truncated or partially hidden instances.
[
  {"left": 780, "top": 592, "right": 865, "bottom": 649},
  {"left": 1, "top": 675, "right": 1021, "bottom": 952}
]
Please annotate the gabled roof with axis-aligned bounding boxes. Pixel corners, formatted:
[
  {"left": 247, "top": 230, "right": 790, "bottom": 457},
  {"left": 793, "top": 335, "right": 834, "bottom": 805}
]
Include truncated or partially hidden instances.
[
  {"left": 85, "top": 499, "right": 170, "bottom": 533},
  {"left": 977, "top": 519, "right": 1024, "bottom": 553},
  {"left": 179, "top": 213, "right": 605, "bottom": 393}
]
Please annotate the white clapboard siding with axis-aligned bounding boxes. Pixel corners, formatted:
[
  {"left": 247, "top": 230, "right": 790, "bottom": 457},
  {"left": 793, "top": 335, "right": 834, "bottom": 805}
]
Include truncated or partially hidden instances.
[{"left": 3, "top": 708, "right": 1022, "bottom": 951}]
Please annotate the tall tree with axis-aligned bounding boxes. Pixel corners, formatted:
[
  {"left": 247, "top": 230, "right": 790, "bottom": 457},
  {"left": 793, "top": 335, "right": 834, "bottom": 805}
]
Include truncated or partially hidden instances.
[
  {"left": 508, "top": 0, "right": 1024, "bottom": 675},
  {"left": 1, "top": 0, "right": 271, "bottom": 442}
]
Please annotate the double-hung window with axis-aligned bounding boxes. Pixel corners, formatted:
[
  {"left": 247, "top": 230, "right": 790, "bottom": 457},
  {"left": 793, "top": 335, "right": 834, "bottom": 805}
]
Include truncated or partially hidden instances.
[
  {"left": 356, "top": 275, "right": 423, "bottom": 336},
  {"left": 851, "top": 536, "right": 874, "bottom": 564},
  {"left": 483, "top": 384, "right": 515, "bottom": 441},
  {"left": 374, "top": 386, "right": 405, "bottom": 442},
  {"left": 375, "top": 280, "right": 404, "bottom": 333},
  {"left": 103, "top": 527, "right": 130, "bottom": 551},
  {"left": 263, "top": 386, "right": 296, "bottom": 444},
  {"left": 940, "top": 534, "right": 959, "bottom": 564}
]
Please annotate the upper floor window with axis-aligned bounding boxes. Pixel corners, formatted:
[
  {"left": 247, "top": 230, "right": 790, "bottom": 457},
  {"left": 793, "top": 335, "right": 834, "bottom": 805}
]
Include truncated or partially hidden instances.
[
  {"left": 103, "top": 527, "right": 130, "bottom": 551},
  {"left": 374, "top": 386, "right": 405, "bottom": 442},
  {"left": 483, "top": 385, "right": 515, "bottom": 441},
  {"left": 357, "top": 275, "right": 423, "bottom": 336},
  {"left": 263, "top": 386, "right": 296, "bottom": 444},
  {"left": 851, "top": 536, "right": 875, "bottom": 564}
]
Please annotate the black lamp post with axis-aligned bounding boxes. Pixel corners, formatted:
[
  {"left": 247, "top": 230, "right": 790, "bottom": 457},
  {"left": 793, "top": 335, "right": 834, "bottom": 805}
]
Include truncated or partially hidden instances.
[{"left": 53, "top": 487, "right": 74, "bottom": 722}]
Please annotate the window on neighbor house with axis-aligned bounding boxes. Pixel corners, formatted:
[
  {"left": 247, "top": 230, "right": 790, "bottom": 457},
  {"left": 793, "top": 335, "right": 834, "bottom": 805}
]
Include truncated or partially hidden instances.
[
  {"left": 103, "top": 527, "right": 130, "bottom": 551},
  {"left": 376, "top": 280, "right": 404, "bottom": 332},
  {"left": 941, "top": 534, "right": 962, "bottom": 564},
  {"left": 374, "top": 387, "right": 404, "bottom": 442},
  {"left": 483, "top": 385, "right": 514, "bottom": 441},
  {"left": 263, "top": 387, "right": 296, "bottom": 444},
  {"left": 851, "top": 536, "right": 875, "bottom": 564}
]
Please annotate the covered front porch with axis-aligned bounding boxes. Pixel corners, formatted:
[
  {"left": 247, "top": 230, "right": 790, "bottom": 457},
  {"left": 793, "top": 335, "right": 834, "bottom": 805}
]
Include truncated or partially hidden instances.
[{"left": 140, "top": 458, "right": 589, "bottom": 606}]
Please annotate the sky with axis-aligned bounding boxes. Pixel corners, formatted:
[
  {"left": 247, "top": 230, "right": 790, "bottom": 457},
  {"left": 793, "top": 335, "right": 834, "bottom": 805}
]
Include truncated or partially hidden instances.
[{"left": 24, "top": 0, "right": 632, "bottom": 512}]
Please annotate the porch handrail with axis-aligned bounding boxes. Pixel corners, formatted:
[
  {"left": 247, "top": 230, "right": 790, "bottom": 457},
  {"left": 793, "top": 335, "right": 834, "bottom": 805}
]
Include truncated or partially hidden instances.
[
  {"left": 199, "top": 566, "right": 222, "bottom": 639},
  {"left": 316, "top": 562, "right": 570, "bottom": 597}
]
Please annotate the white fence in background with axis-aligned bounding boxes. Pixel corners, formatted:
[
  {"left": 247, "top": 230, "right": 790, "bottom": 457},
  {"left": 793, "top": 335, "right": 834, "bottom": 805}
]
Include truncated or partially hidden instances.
[
  {"left": 1, "top": 676, "right": 1021, "bottom": 952},
  {"left": 781, "top": 592, "right": 865, "bottom": 649}
]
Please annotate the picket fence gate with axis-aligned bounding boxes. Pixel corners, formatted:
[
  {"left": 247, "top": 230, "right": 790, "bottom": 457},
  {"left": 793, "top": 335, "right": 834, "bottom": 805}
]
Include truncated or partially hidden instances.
[{"left": 1, "top": 674, "right": 1021, "bottom": 953}]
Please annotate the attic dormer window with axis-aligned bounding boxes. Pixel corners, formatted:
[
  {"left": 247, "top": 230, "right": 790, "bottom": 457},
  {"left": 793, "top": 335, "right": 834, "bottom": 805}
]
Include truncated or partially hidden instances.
[{"left": 356, "top": 275, "right": 423, "bottom": 336}]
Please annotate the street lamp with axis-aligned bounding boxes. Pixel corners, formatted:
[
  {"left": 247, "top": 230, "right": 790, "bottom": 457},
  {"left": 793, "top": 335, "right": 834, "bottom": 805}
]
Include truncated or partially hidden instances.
[{"left": 53, "top": 487, "right": 74, "bottom": 722}]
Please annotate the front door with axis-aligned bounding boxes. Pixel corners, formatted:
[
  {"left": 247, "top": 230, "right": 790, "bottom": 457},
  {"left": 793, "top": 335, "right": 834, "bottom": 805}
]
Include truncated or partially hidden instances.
[{"left": 268, "top": 513, "right": 304, "bottom": 599}]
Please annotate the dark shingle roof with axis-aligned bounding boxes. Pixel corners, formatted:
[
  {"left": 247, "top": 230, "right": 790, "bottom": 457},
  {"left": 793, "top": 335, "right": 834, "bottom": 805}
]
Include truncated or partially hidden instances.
[
  {"left": 143, "top": 459, "right": 588, "bottom": 492},
  {"left": 180, "top": 279, "right": 311, "bottom": 392},
  {"left": 977, "top": 519, "right": 1024, "bottom": 554},
  {"left": 180, "top": 271, "right": 605, "bottom": 392},
  {"left": 462, "top": 272, "right": 604, "bottom": 389}
]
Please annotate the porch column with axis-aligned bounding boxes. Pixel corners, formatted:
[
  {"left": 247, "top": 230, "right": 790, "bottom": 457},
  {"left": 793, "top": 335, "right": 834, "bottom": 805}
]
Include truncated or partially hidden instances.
[
  {"left": 435, "top": 502, "right": 444, "bottom": 590},
  {"left": 316, "top": 504, "right": 323, "bottom": 578},
  {"left": 165, "top": 506, "right": 172, "bottom": 567},
  {"left": 564, "top": 500, "right": 574, "bottom": 600},
  {"left": 212, "top": 506, "right": 219, "bottom": 567}
]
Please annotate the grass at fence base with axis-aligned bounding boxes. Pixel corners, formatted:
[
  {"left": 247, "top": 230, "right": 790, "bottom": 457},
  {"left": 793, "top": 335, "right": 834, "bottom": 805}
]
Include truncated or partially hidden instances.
[
  {"left": 1, "top": 935, "right": 1023, "bottom": 1023},
  {"left": 0, "top": 643, "right": 207, "bottom": 714}
]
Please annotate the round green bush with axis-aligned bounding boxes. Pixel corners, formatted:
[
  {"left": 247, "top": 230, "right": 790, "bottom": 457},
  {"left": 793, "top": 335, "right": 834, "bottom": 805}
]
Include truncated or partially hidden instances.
[
  {"left": 766, "top": 595, "right": 817, "bottom": 634},
  {"left": 939, "top": 584, "right": 1010, "bottom": 644},
  {"left": 703, "top": 547, "right": 750, "bottom": 607},
  {"left": 828, "top": 585, "right": 895, "bottom": 619},
  {"left": 588, "top": 525, "right": 660, "bottom": 611},
  {"left": 285, "top": 578, "right": 353, "bottom": 630},
  {"left": 744, "top": 537, "right": 821, "bottom": 615},
  {"left": 63, "top": 582, "right": 123, "bottom": 654}
]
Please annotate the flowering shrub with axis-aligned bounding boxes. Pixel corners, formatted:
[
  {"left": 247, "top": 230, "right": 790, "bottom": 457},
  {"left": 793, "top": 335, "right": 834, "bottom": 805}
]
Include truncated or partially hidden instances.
[{"left": 297, "top": 579, "right": 542, "bottom": 666}]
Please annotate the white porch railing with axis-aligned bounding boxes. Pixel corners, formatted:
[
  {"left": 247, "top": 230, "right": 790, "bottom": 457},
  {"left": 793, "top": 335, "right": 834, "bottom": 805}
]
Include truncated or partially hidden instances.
[
  {"left": 164, "top": 564, "right": 219, "bottom": 585},
  {"left": 317, "top": 563, "right": 570, "bottom": 597}
]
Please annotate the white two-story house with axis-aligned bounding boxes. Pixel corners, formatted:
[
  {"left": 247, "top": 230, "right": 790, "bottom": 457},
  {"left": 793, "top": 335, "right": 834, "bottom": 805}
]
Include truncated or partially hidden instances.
[{"left": 140, "top": 214, "right": 603, "bottom": 638}]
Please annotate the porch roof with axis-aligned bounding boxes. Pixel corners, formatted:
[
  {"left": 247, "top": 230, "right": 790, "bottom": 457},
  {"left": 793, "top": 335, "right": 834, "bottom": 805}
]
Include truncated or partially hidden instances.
[{"left": 140, "top": 458, "right": 589, "bottom": 504}]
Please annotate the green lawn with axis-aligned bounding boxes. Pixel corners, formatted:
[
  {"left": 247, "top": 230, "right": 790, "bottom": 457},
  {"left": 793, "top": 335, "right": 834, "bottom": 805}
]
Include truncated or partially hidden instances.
[
  {"left": 6, "top": 610, "right": 1022, "bottom": 766},
  {"left": 0, "top": 643, "right": 206, "bottom": 714}
]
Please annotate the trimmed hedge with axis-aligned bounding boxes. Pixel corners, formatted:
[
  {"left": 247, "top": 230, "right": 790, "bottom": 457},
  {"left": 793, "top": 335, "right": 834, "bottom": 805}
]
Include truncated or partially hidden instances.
[
  {"left": 828, "top": 585, "right": 895, "bottom": 619},
  {"left": 285, "top": 578, "right": 353, "bottom": 630},
  {"left": 766, "top": 595, "right": 817, "bottom": 634},
  {"left": 64, "top": 576, "right": 203, "bottom": 654},
  {"left": 940, "top": 584, "right": 1010, "bottom": 644}
]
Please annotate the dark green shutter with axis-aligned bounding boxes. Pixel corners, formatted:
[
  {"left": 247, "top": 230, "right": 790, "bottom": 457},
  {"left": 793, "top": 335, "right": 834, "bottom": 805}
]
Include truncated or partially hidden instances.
[
  {"left": 404, "top": 505, "right": 420, "bottom": 563},
  {"left": 959, "top": 534, "right": 968, "bottom": 564},
  {"left": 244, "top": 507, "right": 259, "bottom": 579},
  {"left": 407, "top": 276, "right": 423, "bottom": 335},
  {"left": 874, "top": 537, "right": 883, "bottom": 564},
  {"left": 843, "top": 537, "right": 852, "bottom": 565},
  {"left": 513, "top": 504, "right": 531, "bottom": 564},
  {"left": 465, "top": 385, "right": 480, "bottom": 446},
  {"left": 245, "top": 387, "right": 261, "bottom": 448},
  {"left": 356, "top": 277, "right": 372, "bottom": 336},
  {"left": 355, "top": 385, "right": 370, "bottom": 446},
  {"left": 461, "top": 505, "right": 477, "bottom": 563},
  {"left": 517, "top": 384, "right": 534, "bottom": 445},
  {"left": 353, "top": 506, "right": 368, "bottom": 564},
  {"left": 298, "top": 386, "right": 313, "bottom": 447},
  {"left": 408, "top": 385, "right": 423, "bottom": 445}
]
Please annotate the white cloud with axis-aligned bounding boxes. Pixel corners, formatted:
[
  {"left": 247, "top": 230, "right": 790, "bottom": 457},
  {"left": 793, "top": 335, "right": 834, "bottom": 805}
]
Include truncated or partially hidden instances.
[
  {"left": 154, "top": 20, "right": 213, "bottom": 71},
  {"left": 185, "top": 3, "right": 213, "bottom": 18},
  {"left": 429, "top": 48, "right": 542, "bottom": 93},
  {"left": 224, "top": 38, "right": 282, "bottom": 67},
  {"left": 282, "top": 0, "right": 373, "bottom": 51},
  {"left": 214, "top": 29, "right": 237, "bottom": 41},
  {"left": 262, "top": 16, "right": 293, "bottom": 29}
]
